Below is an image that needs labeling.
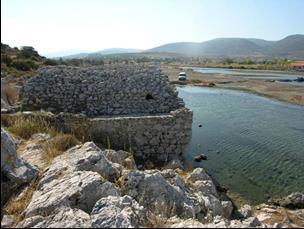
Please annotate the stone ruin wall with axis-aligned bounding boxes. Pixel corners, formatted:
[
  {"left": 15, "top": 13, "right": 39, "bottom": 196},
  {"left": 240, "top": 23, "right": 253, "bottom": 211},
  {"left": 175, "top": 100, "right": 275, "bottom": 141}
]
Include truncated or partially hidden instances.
[
  {"left": 60, "top": 108, "right": 192, "bottom": 164},
  {"left": 21, "top": 65, "right": 185, "bottom": 116},
  {"left": 20, "top": 64, "right": 193, "bottom": 164}
]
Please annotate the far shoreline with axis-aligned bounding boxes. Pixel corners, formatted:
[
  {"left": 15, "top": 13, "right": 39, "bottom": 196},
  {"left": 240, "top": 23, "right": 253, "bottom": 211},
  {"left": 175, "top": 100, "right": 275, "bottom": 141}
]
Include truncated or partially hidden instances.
[{"left": 162, "top": 64, "right": 304, "bottom": 106}]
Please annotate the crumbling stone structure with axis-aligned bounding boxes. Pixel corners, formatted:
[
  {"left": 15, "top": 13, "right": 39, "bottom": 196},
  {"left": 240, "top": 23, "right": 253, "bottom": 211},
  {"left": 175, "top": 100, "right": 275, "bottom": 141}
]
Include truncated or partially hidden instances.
[
  {"left": 20, "top": 64, "right": 193, "bottom": 164},
  {"left": 21, "top": 65, "right": 184, "bottom": 116}
]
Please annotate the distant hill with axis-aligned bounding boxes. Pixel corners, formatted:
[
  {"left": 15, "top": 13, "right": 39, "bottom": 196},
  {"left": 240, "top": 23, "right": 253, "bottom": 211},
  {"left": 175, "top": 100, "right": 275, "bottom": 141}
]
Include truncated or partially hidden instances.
[
  {"left": 147, "top": 35, "right": 304, "bottom": 59},
  {"left": 54, "top": 34, "right": 304, "bottom": 59},
  {"left": 246, "top": 39, "right": 275, "bottom": 48},
  {"left": 60, "top": 48, "right": 141, "bottom": 59},
  {"left": 266, "top": 35, "right": 304, "bottom": 58},
  {"left": 45, "top": 50, "right": 91, "bottom": 58}
]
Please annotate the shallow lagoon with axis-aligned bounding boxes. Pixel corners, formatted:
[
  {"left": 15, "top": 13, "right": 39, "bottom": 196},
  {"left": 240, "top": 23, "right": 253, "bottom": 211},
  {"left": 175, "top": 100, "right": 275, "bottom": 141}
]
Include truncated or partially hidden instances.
[
  {"left": 178, "top": 86, "right": 304, "bottom": 203},
  {"left": 190, "top": 67, "right": 304, "bottom": 86}
]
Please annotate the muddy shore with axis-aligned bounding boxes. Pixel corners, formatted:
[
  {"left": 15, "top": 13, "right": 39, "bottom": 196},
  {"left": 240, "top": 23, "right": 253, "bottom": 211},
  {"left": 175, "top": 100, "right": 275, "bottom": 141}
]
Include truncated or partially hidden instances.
[{"left": 162, "top": 64, "right": 304, "bottom": 106}]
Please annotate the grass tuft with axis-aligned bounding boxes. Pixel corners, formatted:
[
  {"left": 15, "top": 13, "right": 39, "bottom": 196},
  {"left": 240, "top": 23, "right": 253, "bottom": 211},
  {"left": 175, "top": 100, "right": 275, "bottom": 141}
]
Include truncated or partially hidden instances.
[
  {"left": 4, "top": 177, "right": 40, "bottom": 226},
  {"left": 43, "top": 134, "right": 79, "bottom": 165},
  {"left": 6, "top": 115, "right": 58, "bottom": 139}
]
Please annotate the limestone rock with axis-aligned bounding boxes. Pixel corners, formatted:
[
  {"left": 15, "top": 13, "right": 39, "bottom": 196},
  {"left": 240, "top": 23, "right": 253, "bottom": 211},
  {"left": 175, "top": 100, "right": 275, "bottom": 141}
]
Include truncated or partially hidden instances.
[
  {"left": 91, "top": 195, "right": 147, "bottom": 228},
  {"left": 20, "top": 143, "right": 46, "bottom": 170},
  {"left": 104, "top": 149, "right": 137, "bottom": 170},
  {"left": 271, "top": 192, "right": 304, "bottom": 209},
  {"left": 24, "top": 171, "right": 118, "bottom": 217},
  {"left": 221, "top": 201, "right": 234, "bottom": 219},
  {"left": 238, "top": 204, "right": 253, "bottom": 218},
  {"left": 38, "top": 142, "right": 121, "bottom": 185},
  {"left": 1, "top": 215, "right": 15, "bottom": 228},
  {"left": 120, "top": 169, "right": 201, "bottom": 219},
  {"left": 17, "top": 207, "right": 91, "bottom": 228},
  {"left": 169, "top": 218, "right": 205, "bottom": 228},
  {"left": 1, "top": 128, "right": 38, "bottom": 210},
  {"left": 230, "top": 217, "right": 262, "bottom": 228}
]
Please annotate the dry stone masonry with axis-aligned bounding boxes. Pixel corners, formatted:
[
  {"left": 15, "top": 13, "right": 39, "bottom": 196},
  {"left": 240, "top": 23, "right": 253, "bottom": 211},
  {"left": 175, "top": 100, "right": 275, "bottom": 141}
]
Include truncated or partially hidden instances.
[
  {"left": 20, "top": 64, "right": 193, "bottom": 164},
  {"left": 21, "top": 64, "right": 185, "bottom": 116}
]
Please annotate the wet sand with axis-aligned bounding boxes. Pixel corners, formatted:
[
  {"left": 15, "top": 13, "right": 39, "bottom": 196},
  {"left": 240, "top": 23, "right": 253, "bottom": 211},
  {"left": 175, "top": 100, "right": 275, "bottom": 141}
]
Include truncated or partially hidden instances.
[{"left": 162, "top": 64, "right": 304, "bottom": 106}]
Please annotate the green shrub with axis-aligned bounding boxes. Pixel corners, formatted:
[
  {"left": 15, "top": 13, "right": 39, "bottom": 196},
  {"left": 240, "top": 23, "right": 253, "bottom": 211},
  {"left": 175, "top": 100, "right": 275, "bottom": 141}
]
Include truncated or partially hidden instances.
[
  {"left": 19, "top": 46, "right": 39, "bottom": 59},
  {"left": 1, "top": 54, "right": 13, "bottom": 66},
  {"left": 44, "top": 58, "right": 58, "bottom": 66},
  {"left": 11, "top": 60, "right": 38, "bottom": 71}
]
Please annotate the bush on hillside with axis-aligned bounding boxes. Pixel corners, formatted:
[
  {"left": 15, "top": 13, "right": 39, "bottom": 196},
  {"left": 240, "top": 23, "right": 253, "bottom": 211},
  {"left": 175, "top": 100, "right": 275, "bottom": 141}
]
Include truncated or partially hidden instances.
[
  {"left": 11, "top": 60, "right": 39, "bottom": 71},
  {"left": 44, "top": 58, "right": 58, "bottom": 66}
]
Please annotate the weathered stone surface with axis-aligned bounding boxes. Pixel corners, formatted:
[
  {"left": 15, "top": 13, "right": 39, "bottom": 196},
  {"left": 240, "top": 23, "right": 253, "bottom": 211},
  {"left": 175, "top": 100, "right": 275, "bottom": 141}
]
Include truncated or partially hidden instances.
[
  {"left": 163, "top": 159, "right": 184, "bottom": 170},
  {"left": 39, "top": 142, "right": 121, "bottom": 185},
  {"left": 17, "top": 207, "right": 91, "bottom": 228},
  {"left": 270, "top": 192, "right": 304, "bottom": 209},
  {"left": 238, "top": 204, "right": 253, "bottom": 218},
  {"left": 24, "top": 171, "right": 118, "bottom": 217},
  {"left": 21, "top": 65, "right": 184, "bottom": 116},
  {"left": 222, "top": 201, "right": 234, "bottom": 219},
  {"left": 1, "top": 215, "right": 15, "bottom": 228},
  {"left": 11, "top": 142, "right": 286, "bottom": 228},
  {"left": 1, "top": 128, "right": 38, "bottom": 210},
  {"left": 91, "top": 195, "right": 147, "bottom": 228},
  {"left": 186, "top": 168, "right": 231, "bottom": 217},
  {"left": 120, "top": 169, "right": 203, "bottom": 219},
  {"left": 169, "top": 218, "right": 206, "bottom": 228},
  {"left": 104, "top": 149, "right": 137, "bottom": 170},
  {"left": 230, "top": 217, "right": 262, "bottom": 228},
  {"left": 256, "top": 205, "right": 304, "bottom": 228},
  {"left": 19, "top": 143, "right": 46, "bottom": 170},
  {"left": 1, "top": 80, "right": 10, "bottom": 109}
]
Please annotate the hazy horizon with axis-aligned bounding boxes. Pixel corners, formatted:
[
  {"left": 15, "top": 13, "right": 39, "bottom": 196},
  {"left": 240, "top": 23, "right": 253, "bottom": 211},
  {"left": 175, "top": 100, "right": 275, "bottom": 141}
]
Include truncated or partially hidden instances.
[{"left": 2, "top": 0, "right": 304, "bottom": 56}]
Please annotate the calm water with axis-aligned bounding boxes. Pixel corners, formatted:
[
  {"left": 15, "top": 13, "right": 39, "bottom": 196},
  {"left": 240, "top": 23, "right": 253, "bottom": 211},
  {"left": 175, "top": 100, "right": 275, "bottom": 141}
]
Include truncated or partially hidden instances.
[
  {"left": 178, "top": 86, "right": 304, "bottom": 203},
  {"left": 189, "top": 67, "right": 304, "bottom": 86}
]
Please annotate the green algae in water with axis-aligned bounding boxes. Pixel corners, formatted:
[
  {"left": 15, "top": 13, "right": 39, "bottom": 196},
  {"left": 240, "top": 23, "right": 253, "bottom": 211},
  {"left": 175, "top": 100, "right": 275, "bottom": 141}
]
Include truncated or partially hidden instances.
[{"left": 178, "top": 86, "right": 304, "bottom": 204}]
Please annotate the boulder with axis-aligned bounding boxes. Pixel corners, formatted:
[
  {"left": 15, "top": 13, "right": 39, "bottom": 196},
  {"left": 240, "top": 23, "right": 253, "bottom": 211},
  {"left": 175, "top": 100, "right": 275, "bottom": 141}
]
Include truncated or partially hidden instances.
[
  {"left": 17, "top": 207, "right": 91, "bottom": 228},
  {"left": 104, "top": 149, "right": 136, "bottom": 170},
  {"left": 271, "top": 192, "right": 304, "bottom": 209},
  {"left": 38, "top": 142, "right": 121, "bottom": 186},
  {"left": 1, "top": 128, "right": 38, "bottom": 212},
  {"left": 20, "top": 143, "right": 46, "bottom": 170},
  {"left": 169, "top": 218, "right": 205, "bottom": 228},
  {"left": 120, "top": 169, "right": 201, "bottom": 219},
  {"left": 1, "top": 215, "right": 14, "bottom": 228},
  {"left": 24, "top": 171, "right": 119, "bottom": 217},
  {"left": 91, "top": 195, "right": 147, "bottom": 228},
  {"left": 238, "top": 204, "right": 253, "bottom": 218}
]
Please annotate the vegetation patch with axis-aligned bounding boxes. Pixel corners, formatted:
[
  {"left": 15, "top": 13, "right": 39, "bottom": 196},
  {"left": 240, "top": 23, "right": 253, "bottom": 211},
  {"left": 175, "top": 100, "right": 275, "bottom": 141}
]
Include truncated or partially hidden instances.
[
  {"left": 3, "top": 177, "right": 40, "bottom": 226},
  {"left": 43, "top": 134, "right": 80, "bottom": 165},
  {"left": 5, "top": 115, "right": 58, "bottom": 139}
]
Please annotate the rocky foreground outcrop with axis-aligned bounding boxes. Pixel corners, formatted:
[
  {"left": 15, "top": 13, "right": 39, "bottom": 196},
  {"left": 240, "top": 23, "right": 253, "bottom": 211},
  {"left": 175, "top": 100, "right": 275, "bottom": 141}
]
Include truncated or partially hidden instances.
[
  {"left": 2, "top": 130, "right": 303, "bottom": 228},
  {"left": 0, "top": 138, "right": 279, "bottom": 228},
  {"left": 1, "top": 128, "right": 38, "bottom": 215}
]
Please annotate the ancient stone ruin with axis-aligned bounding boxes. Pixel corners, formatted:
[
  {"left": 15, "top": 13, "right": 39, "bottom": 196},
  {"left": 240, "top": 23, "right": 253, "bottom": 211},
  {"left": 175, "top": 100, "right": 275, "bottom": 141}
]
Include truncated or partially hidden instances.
[
  {"left": 21, "top": 65, "right": 185, "bottom": 116},
  {"left": 20, "top": 64, "right": 193, "bottom": 164}
]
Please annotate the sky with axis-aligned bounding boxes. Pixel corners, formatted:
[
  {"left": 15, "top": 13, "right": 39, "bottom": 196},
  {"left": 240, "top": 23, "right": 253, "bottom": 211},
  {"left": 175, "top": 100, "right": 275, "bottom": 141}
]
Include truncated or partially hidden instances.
[{"left": 2, "top": 0, "right": 304, "bottom": 56}]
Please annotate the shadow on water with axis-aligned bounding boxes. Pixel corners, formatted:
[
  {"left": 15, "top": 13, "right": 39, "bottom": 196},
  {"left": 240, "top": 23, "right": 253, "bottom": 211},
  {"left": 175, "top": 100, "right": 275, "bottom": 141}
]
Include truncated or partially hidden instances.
[{"left": 178, "top": 86, "right": 304, "bottom": 204}]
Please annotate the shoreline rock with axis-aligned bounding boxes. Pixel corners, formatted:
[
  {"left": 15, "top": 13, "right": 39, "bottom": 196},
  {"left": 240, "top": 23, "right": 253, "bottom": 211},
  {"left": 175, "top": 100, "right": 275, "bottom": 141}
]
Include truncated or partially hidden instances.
[{"left": 2, "top": 130, "right": 303, "bottom": 228}]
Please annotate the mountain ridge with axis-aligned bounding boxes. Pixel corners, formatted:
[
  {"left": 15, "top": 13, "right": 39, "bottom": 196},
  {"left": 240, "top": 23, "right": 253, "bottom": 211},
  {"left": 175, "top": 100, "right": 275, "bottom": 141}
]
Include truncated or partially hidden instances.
[{"left": 55, "top": 35, "right": 304, "bottom": 59}]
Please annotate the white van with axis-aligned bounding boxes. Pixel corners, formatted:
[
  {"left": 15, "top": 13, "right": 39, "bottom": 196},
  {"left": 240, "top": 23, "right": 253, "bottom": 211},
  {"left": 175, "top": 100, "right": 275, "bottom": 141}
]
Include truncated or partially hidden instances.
[{"left": 178, "top": 72, "right": 187, "bottom": 81}]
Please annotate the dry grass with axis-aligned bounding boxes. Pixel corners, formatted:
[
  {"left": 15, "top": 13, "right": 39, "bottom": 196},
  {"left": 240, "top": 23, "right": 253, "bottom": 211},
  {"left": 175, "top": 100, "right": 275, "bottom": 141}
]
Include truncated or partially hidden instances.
[
  {"left": 2, "top": 83, "right": 19, "bottom": 105},
  {"left": 43, "top": 134, "right": 79, "bottom": 165},
  {"left": 146, "top": 212, "right": 168, "bottom": 228},
  {"left": 6, "top": 115, "right": 58, "bottom": 139},
  {"left": 4, "top": 177, "right": 40, "bottom": 225}
]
